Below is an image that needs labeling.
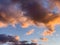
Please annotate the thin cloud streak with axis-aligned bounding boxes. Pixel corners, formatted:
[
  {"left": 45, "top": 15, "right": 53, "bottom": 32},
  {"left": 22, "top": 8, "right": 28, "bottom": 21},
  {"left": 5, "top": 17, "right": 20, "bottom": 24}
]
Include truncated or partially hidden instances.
[{"left": 26, "top": 29, "right": 34, "bottom": 35}]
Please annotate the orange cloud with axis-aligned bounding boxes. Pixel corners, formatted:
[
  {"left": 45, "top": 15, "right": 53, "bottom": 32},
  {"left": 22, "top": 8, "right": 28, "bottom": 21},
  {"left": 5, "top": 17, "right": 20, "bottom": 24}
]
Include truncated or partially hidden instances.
[
  {"left": 42, "top": 29, "right": 55, "bottom": 36},
  {"left": 0, "top": 22, "right": 8, "bottom": 28},
  {"left": 21, "top": 22, "right": 30, "bottom": 28},
  {"left": 26, "top": 29, "right": 34, "bottom": 35},
  {"left": 0, "top": 0, "right": 60, "bottom": 31},
  {"left": 21, "top": 19, "right": 34, "bottom": 28},
  {"left": 14, "top": 36, "right": 20, "bottom": 41},
  {"left": 41, "top": 15, "right": 60, "bottom": 36},
  {"left": 46, "top": 15, "right": 60, "bottom": 35},
  {"left": 40, "top": 38, "right": 48, "bottom": 42},
  {"left": 47, "top": 15, "right": 60, "bottom": 26},
  {"left": 31, "top": 39, "right": 39, "bottom": 43}
]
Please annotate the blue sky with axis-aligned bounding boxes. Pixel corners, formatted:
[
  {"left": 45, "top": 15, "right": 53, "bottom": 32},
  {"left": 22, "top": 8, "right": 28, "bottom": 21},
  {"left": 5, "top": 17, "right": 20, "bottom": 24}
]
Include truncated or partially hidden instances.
[{"left": 0, "top": 24, "right": 60, "bottom": 45}]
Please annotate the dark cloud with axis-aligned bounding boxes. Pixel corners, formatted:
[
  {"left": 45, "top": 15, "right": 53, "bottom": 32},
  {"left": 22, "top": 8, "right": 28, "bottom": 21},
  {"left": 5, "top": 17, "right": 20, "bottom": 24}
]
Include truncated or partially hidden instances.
[
  {"left": 0, "top": 34, "right": 19, "bottom": 43},
  {"left": 0, "top": 0, "right": 60, "bottom": 45},
  {"left": 11, "top": 41, "right": 38, "bottom": 45},
  {"left": 0, "top": 0, "right": 58, "bottom": 25},
  {"left": 0, "top": 34, "right": 38, "bottom": 45},
  {"left": 0, "top": 0, "right": 60, "bottom": 36},
  {"left": 19, "top": 0, "right": 49, "bottom": 23}
]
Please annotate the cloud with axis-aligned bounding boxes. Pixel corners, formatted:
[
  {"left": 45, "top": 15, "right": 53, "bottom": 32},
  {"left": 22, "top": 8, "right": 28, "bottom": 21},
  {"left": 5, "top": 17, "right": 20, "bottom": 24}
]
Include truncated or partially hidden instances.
[
  {"left": 0, "top": 34, "right": 20, "bottom": 43},
  {"left": 26, "top": 29, "right": 34, "bottom": 35},
  {"left": 31, "top": 39, "right": 39, "bottom": 43},
  {"left": 40, "top": 38, "right": 48, "bottom": 42},
  {"left": 0, "top": 0, "right": 60, "bottom": 45},
  {"left": 42, "top": 29, "right": 55, "bottom": 36},
  {"left": 0, "top": 0, "right": 60, "bottom": 30},
  {"left": 0, "top": 22, "right": 8, "bottom": 28},
  {"left": 14, "top": 36, "right": 20, "bottom": 41},
  {"left": 21, "top": 22, "right": 30, "bottom": 28},
  {"left": 13, "top": 41, "right": 38, "bottom": 45},
  {"left": 0, "top": 34, "right": 39, "bottom": 45}
]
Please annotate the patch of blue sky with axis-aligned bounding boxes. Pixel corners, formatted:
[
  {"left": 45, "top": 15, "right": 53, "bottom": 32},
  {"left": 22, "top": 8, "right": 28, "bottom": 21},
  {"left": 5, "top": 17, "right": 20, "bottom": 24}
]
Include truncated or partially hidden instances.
[{"left": 41, "top": 0, "right": 60, "bottom": 14}]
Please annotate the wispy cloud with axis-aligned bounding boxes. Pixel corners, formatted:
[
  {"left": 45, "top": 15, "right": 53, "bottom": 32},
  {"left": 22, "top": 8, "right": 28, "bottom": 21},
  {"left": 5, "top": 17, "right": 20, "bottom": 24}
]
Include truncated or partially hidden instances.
[
  {"left": 42, "top": 29, "right": 55, "bottom": 36},
  {"left": 26, "top": 29, "right": 34, "bottom": 35},
  {"left": 40, "top": 37, "right": 48, "bottom": 42},
  {"left": 31, "top": 39, "right": 39, "bottom": 43}
]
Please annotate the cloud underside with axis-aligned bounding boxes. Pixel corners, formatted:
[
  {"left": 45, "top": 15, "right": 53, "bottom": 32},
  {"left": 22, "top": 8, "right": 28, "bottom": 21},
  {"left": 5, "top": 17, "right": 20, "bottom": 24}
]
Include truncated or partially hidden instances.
[{"left": 0, "top": 0, "right": 60, "bottom": 28}]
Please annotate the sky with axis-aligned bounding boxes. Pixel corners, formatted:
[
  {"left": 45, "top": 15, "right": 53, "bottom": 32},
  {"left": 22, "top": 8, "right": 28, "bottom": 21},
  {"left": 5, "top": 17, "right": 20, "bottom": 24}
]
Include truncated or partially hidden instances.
[
  {"left": 0, "top": 24, "right": 60, "bottom": 45},
  {"left": 0, "top": 0, "right": 60, "bottom": 45}
]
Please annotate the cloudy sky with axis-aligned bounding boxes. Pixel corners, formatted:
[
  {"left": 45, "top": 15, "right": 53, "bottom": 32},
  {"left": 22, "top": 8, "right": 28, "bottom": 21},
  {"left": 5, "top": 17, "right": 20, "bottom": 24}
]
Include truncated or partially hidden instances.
[
  {"left": 0, "top": 24, "right": 60, "bottom": 45},
  {"left": 0, "top": 0, "right": 60, "bottom": 45}
]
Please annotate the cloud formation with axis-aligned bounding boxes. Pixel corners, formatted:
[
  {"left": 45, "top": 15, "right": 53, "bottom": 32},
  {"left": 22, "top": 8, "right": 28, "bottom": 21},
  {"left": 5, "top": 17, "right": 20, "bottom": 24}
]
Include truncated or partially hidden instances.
[
  {"left": 0, "top": 34, "right": 19, "bottom": 43},
  {"left": 40, "top": 37, "right": 48, "bottom": 42},
  {"left": 31, "top": 39, "right": 39, "bottom": 43},
  {"left": 42, "top": 29, "right": 55, "bottom": 36},
  {"left": 0, "top": 34, "right": 38, "bottom": 45},
  {"left": 0, "top": 0, "right": 60, "bottom": 30},
  {"left": 0, "top": 22, "right": 8, "bottom": 28},
  {"left": 26, "top": 29, "right": 34, "bottom": 35},
  {"left": 0, "top": 0, "right": 60, "bottom": 45}
]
